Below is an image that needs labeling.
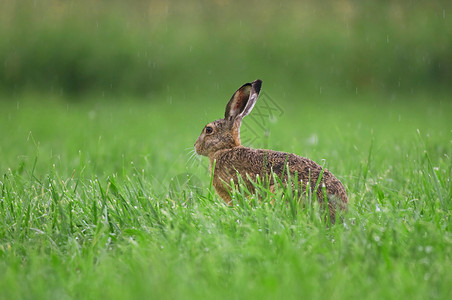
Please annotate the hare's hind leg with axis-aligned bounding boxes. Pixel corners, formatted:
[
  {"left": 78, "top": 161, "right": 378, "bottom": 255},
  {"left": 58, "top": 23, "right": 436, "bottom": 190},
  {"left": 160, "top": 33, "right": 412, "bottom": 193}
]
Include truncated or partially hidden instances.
[{"left": 326, "top": 193, "right": 349, "bottom": 224}]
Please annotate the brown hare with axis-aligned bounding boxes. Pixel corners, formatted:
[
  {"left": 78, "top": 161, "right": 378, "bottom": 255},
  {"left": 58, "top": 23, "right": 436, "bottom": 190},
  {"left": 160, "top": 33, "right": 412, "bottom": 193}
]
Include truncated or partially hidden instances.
[{"left": 194, "top": 79, "right": 348, "bottom": 223}]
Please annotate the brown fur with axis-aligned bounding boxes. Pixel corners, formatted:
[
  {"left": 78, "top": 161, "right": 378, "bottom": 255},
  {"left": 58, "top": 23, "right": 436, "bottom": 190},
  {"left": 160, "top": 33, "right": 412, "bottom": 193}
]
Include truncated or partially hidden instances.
[{"left": 194, "top": 80, "right": 348, "bottom": 223}]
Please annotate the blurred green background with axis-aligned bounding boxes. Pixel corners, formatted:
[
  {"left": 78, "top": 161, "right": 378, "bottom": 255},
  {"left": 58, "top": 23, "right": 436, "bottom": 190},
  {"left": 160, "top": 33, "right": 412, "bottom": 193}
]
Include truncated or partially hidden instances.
[{"left": 1, "top": 0, "right": 451, "bottom": 99}]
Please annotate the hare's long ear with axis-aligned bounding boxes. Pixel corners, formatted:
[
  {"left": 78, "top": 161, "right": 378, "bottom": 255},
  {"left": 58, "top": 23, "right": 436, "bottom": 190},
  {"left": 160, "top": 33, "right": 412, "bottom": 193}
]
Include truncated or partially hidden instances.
[{"left": 225, "top": 79, "right": 262, "bottom": 122}]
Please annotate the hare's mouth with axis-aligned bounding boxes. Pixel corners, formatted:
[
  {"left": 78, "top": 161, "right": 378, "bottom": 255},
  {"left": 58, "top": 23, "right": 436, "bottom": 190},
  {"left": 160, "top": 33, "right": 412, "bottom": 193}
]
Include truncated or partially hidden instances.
[
  {"left": 194, "top": 141, "right": 204, "bottom": 156},
  {"left": 195, "top": 147, "right": 208, "bottom": 157},
  {"left": 194, "top": 145, "right": 201, "bottom": 155}
]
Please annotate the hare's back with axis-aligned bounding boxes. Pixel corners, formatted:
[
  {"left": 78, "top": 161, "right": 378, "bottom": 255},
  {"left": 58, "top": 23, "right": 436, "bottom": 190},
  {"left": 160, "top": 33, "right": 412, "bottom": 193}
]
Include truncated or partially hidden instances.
[
  {"left": 217, "top": 147, "right": 342, "bottom": 186},
  {"left": 224, "top": 147, "right": 329, "bottom": 181},
  {"left": 260, "top": 150, "right": 326, "bottom": 180},
  {"left": 216, "top": 147, "right": 348, "bottom": 208},
  {"left": 263, "top": 149, "right": 347, "bottom": 202}
]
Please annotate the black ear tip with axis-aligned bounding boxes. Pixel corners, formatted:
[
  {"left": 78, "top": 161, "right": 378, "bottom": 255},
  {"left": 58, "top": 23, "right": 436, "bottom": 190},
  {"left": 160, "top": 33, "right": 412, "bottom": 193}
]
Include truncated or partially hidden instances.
[{"left": 252, "top": 79, "right": 262, "bottom": 93}]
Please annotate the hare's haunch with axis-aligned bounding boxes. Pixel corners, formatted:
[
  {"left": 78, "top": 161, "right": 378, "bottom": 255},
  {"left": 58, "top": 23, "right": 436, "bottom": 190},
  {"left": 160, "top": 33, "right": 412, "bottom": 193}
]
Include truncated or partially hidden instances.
[{"left": 194, "top": 80, "right": 348, "bottom": 223}]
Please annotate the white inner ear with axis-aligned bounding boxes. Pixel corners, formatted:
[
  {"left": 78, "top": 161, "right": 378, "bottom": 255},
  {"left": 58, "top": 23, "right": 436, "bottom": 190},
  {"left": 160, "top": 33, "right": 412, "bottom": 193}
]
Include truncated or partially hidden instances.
[
  {"left": 238, "top": 93, "right": 257, "bottom": 119},
  {"left": 229, "top": 106, "right": 242, "bottom": 119}
]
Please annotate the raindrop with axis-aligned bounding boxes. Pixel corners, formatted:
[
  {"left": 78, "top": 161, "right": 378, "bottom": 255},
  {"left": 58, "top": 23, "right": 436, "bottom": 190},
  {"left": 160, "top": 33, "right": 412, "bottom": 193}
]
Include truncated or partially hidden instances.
[{"left": 306, "top": 134, "right": 318, "bottom": 146}]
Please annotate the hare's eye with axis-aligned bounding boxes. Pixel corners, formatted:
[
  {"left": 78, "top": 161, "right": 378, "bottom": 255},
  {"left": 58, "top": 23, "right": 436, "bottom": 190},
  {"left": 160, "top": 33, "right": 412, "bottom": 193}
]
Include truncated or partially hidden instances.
[{"left": 205, "top": 126, "right": 213, "bottom": 134}]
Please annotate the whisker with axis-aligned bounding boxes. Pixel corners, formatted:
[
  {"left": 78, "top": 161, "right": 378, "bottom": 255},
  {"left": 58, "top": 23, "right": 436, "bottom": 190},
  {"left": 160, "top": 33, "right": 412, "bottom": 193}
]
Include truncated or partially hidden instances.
[
  {"left": 189, "top": 155, "right": 202, "bottom": 168},
  {"left": 185, "top": 148, "right": 202, "bottom": 168},
  {"left": 184, "top": 148, "right": 195, "bottom": 157}
]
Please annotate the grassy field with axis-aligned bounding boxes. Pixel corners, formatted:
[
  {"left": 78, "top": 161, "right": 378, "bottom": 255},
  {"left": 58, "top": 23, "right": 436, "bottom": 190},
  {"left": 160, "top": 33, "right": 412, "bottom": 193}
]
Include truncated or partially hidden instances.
[
  {"left": 0, "top": 89, "right": 451, "bottom": 299},
  {"left": 1, "top": 0, "right": 451, "bottom": 299}
]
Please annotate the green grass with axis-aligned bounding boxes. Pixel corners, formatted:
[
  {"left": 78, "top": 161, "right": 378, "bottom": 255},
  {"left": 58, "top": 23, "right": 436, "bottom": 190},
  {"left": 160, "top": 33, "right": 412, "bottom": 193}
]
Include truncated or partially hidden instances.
[
  {"left": 0, "top": 91, "right": 451, "bottom": 299},
  {"left": 1, "top": 1, "right": 451, "bottom": 298}
]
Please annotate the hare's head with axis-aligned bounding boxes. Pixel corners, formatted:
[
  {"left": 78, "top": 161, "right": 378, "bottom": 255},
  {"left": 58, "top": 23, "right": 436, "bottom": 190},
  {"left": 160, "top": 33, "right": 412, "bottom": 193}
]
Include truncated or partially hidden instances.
[{"left": 195, "top": 79, "right": 262, "bottom": 158}]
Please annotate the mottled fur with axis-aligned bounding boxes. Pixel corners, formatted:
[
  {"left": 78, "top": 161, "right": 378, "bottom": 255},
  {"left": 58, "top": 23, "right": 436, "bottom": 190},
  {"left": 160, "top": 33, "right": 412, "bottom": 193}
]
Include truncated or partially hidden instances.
[{"left": 194, "top": 79, "right": 348, "bottom": 223}]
